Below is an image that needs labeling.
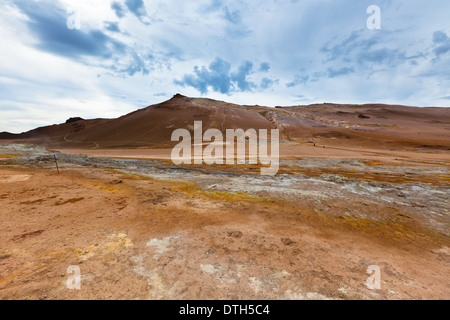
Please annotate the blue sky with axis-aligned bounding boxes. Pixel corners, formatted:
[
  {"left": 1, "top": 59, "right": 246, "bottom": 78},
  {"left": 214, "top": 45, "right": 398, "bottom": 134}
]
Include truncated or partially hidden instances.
[{"left": 0, "top": 0, "right": 449, "bottom": 132}]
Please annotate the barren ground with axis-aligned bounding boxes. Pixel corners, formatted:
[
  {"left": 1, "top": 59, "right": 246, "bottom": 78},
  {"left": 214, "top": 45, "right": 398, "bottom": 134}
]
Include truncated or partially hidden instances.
[{"left": 0, "top": 144, "right": 449, "bottom": 300}]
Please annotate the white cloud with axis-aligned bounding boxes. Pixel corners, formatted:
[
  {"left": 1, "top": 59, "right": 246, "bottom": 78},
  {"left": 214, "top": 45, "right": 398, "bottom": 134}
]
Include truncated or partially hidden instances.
[{"left": 0, "top": 0, "right": 449, "bottom": 133}]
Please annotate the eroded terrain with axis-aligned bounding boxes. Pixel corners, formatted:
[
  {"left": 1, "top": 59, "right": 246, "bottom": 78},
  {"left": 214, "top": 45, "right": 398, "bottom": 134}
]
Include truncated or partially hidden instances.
[{"left": 0, "top": 144, "right": 449, "bottom": 299}]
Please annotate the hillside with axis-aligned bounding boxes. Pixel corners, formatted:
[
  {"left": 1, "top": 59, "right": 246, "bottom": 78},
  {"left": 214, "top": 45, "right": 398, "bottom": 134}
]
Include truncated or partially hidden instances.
[{"left": 1, "top": 94, "right": 449, "bottom": 151}]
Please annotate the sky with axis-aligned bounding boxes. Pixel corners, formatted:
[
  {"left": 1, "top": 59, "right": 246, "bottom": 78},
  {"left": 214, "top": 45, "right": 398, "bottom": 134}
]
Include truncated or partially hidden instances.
[{"left": 0, "top": 0, "right": 449, "bottom": 133}]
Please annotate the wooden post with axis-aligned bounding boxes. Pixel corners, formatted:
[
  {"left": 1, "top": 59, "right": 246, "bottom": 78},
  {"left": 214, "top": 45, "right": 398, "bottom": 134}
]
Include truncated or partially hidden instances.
[{"left": 54, "top": 155, "right": 60, "bottom": 174}]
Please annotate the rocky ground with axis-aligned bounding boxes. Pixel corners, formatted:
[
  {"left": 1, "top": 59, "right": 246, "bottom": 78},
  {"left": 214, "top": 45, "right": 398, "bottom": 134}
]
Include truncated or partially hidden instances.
[{"left": 0, "top": 144, "right": 449, "bottom": 299}]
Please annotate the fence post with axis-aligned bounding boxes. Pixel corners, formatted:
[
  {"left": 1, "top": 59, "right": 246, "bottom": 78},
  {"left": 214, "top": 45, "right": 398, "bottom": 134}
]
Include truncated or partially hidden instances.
[{"left": 54, "top": 154, "right": 60, "bottom": 174}]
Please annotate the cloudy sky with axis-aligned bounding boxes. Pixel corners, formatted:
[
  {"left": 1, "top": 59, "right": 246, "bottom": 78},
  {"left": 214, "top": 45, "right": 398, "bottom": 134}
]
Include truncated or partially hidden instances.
[{"left": 1, "top": 0, "right": 449, "bottom": 133}]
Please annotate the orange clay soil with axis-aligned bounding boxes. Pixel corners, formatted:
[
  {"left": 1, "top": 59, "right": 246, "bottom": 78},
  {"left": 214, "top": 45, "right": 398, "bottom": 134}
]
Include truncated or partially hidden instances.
[
  {"left": 53, "top": 143, "right": 450, "bottom": 163},
  {"left": 0, "top": 166, "right": 448, "bottom": 300}
]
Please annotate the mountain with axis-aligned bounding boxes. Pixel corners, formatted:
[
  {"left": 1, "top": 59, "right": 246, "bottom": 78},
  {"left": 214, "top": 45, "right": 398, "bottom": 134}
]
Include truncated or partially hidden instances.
[{"left": 1, "top": 94, "right": 449, "bottom": 151}]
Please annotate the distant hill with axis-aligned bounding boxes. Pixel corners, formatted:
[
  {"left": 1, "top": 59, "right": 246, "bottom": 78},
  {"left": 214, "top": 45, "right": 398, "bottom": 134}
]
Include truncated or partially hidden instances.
[
  {"left": 1, "top": 94, "right": 449, "bottom": 151},
  {"left": 0, "top": 132, "right": 19, "bottom": 139}
]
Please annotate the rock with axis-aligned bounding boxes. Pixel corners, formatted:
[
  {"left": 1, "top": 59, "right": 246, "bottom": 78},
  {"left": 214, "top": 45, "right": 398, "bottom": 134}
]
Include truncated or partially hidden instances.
[
  {"left": 65, "top": 117, "right": 84, "bottom": 123},
  {"left": 227, "top": 231, "right": 243, "bottom": 238},
  {"left": 431, "top": 247, "right": 450, "bottom": 256},
  {"left": 319, "top": 174, "right": 349, "bottom": 183},
  {"left": 281, "top": 238, "right": 295, "bottom": 246}
]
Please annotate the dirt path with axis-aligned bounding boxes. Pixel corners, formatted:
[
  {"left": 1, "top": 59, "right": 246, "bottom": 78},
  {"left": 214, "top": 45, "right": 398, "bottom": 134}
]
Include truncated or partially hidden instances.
[{"left": 55, "top": 144, "right": 450, "bottom": 164}]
